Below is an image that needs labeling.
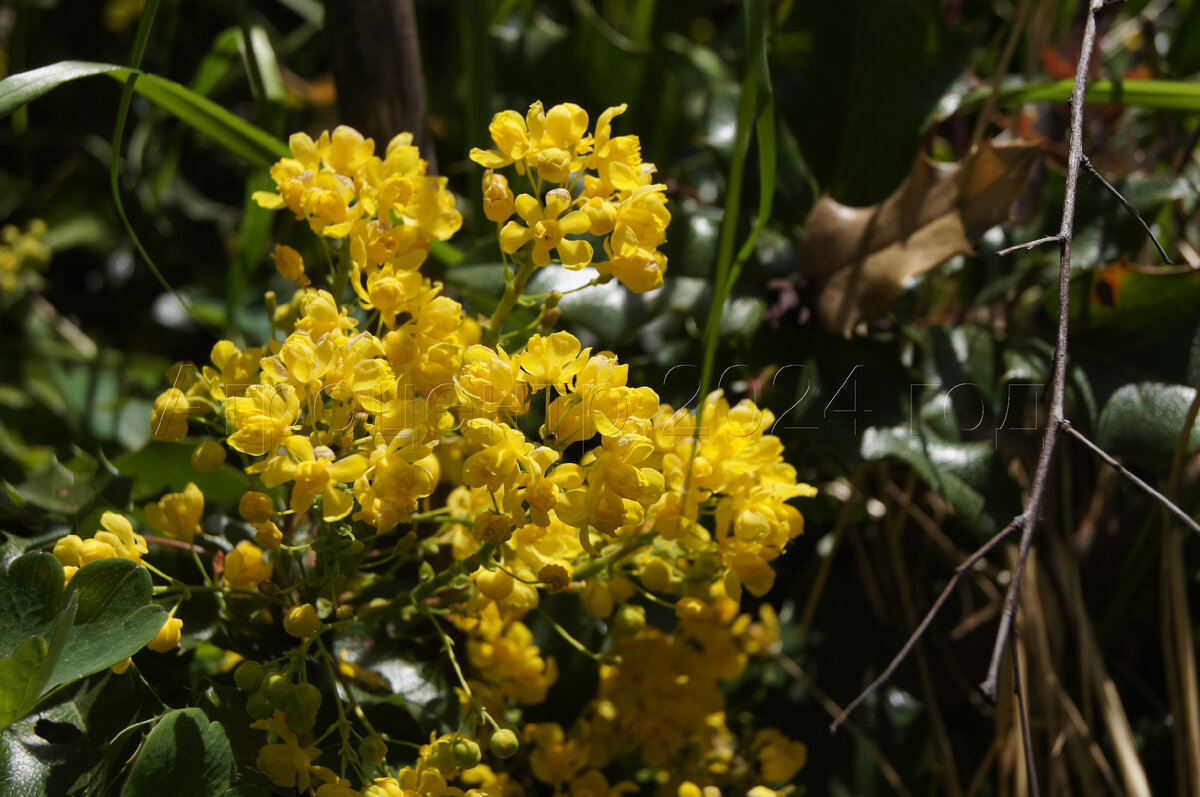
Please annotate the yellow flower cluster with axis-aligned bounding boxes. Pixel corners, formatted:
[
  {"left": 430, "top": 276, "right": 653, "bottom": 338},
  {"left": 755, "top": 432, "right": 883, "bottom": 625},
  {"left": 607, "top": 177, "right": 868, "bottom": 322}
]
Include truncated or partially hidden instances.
[
  {"left": 52, "top": 511, "right": 184, "bottom": 662},
  {"left": 471, "top": 102, "right": 671, "bottom": 292},
  {"left": 0, "top": 219, "right": 51, "bottom": 295},
  {"left": 128, "top": 119, "right": 813, "bottom": 795}
]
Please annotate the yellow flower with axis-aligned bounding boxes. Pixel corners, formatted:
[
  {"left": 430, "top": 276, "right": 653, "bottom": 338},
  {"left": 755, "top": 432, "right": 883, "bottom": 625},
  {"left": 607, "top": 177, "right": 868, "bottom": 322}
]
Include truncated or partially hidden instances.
[
  {"left": 144, "top": 482, "right": 204, "bottom": 544},
  {"left": 469, "top": 108, "right": 536, "bottom": 172},
  {"left": 350, "top": 264, "right": 423, "bottom": 327},
  {"left": 461, "top": 419, "right": 533, "bottom": 493},
  {"left": 271, "top": 244, "right": 310, "bottom": 287},
  {"left": 252, "top": 712, "right": 321, "bottom": 791},
  {"left": 318, "top": 125, "right": 375, "bottom": 174},
  {"left": 284, "top": 603, "right": 321, "bottom": 638},
  {"left": 482, "top": 170, "right": 515, "bottom": 223},
  {"left": 518, "top": 332, "right": 591, "bottom": 394},
  {"left": 225, "top": 540, "right": 272, "bottom": 590},
  {"left": 190, "top": 439, "right": 226, "bottom": 472},
  {"left": 530, "top": 102, "right": 591, "bottom": 183},
  {"left": 754, "top": 728, "right": 807, "bottom": 783},
  {"left": 151, "top": 388, "right": 191, "bottom": 441},
  {"left": 205, "top": 339, "right": 263, "bottom": 400},
  {"left": 587, "top": 103, "right": 646, "bottom": 191},
  {"left": 224, "top": 384, "right": 301, "bottom": 457},
  {"left": 53, "top": 534, "right": 84, "bottom": 568},
  {"left": 248, "top": 436, "right": 368, "bottom": 521},
  {"left": 499, "top": 189, "right": 593, "bottom": 269},
  {"left": 93, "top": 512, "right": 149, "bottom": 563},
  {"left": 147, "top": 616, "right": 183, "bottom": 653}
]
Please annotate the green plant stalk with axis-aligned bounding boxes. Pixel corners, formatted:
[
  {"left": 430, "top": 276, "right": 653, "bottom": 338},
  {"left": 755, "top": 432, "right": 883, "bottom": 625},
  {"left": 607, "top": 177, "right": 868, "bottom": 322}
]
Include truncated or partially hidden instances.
[
  {"left": 485, "top": 250, "right": 536, "bottom": 345},
  {"left": 697, "top": 0, "right": 770, "bottom": 409}
]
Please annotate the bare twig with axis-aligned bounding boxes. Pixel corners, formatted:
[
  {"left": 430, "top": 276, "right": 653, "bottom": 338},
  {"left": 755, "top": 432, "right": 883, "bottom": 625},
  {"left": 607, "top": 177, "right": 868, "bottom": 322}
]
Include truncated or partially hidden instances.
[
  {"left": 979, "top": 0, "right": 1105, "bottom": 702},
  {"left": 1060, "top": 421, "right": 1200, "bottom": 536},
  {"left": 770, "top": 647, "right": 914, "bottom": 797},
  {"left": 997, "top": 235, "right": 1062, "bottom": 257},
  {"left": 830, "top": 517, "right": 1022, "bottom": 732},
  {"left": 1079, "top": 154, "right": 1174, "bottom": 264},
  {"left": 833, "top": 0, "right": 1197, "bottom": 739},
  {"left": 1011, "top": 629, "right": 1042, "bottom": 797}
]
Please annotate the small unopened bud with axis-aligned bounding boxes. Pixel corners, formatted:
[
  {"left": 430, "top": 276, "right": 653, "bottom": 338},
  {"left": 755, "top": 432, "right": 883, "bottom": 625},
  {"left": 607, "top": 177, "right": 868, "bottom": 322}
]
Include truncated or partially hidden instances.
[
  {"left": 489, "top": 728, "right": 519, "bottom": 759},
  {"left": 191, "top": 439, "right": 226, "bottom": 472},
  {"left": 612, "top": 604, "right": 646, "bottom": 636}
]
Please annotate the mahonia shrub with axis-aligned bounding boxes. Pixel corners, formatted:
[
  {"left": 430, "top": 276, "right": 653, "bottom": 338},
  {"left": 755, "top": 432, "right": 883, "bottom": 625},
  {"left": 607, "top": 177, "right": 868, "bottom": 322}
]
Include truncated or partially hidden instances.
[{"left": 55, "top": 102, "right": 814, "bottom": 796}]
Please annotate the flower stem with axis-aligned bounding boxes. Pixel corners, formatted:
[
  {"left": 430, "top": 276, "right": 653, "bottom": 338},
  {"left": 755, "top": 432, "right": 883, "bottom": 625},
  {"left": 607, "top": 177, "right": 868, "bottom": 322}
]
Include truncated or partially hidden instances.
[{"left": 485, "top": 250, "right": 535, "bottom": 345}]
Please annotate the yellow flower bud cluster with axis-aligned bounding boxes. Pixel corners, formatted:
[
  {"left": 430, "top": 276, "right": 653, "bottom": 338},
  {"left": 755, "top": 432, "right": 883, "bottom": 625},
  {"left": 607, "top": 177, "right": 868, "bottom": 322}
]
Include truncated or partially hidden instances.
[
  {"left": 53, "top": 511, "right": 149, "bottom": 580},
  {"left": 470, "top": 102, "right": 672, "bottom": 292},
  {"left": 0, "top": 219, "right": 51, "bottom": 295}
]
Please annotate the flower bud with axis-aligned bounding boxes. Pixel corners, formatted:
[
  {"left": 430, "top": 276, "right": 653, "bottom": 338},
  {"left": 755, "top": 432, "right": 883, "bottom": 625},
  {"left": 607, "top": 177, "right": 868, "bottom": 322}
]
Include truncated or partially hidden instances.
[
  {"left": 283, "top": 603, "right": 321, "bottom": 638},
  {"left": 253, "top": 520, "right": 284, "bottom": 550},
  {"left": 452, "top": 738, "right": 482, "bottom": 769},
  {"left": 190, "top": 439, "right": 226, "bottom": 472},
  {"left": 271, "top": 244, "right": 310, "bottom": 286},
  {"left": 611, "top": 604, "right": 645, "bottom": 636},
  {"left": 263, "top": 672, "right": 292, "bottom": 706},
  {"left": 234, "top": 660, "right": 265, "bottom": 691},
  {"left": 239, "top": 491, "right": 275, "bottom": 523},
  {"left": 147, "top": 617, "right": 183, "bottom": 653},
  {"left": 428, "top": 740, "right": 457, "bottom": 774},
  {"left": 489, "top": 728, "right": 519, "bottom": 759},
  {"left": 246, "top": 690, "right": 274, "bottom": 719},
  {"left": 473, "top": 511, "right": 512, "bottom": 545},
  {"left": 359, "top": 737, "right": 388, "bottom": 766},
  {"left": 538, "top": 561, "right": 573, "bottom": 594},
  {"left": 482, "top": 171, "right": 515, "bottom": 223}
]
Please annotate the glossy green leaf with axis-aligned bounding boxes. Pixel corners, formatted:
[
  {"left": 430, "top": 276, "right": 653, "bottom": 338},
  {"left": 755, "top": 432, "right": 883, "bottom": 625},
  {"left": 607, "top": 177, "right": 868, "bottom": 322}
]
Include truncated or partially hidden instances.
[
  {"left": 1096, "top": 382, "right": 1200, "bottom": 472},
  {"left": 125, "top": 708, "right": 235, "bottom": 797},
  {"left": 0, "top": 553, "right": 163, "bottom": 731},
  {"left": 117, "top": 441, "right": 249, "bottom": 503},
  {"left": 50, "top": 558, "right": 165, "bottom": 694},
  {"left": 861, "top": 425, "right": 1019, "bottom": 535}
]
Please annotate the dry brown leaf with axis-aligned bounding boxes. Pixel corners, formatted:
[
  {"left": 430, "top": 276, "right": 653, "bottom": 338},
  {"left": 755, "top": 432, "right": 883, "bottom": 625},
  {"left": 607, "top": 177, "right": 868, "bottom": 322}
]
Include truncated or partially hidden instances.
[{"left": 800, "top": 139, "right": 1040, "bottom": 336}]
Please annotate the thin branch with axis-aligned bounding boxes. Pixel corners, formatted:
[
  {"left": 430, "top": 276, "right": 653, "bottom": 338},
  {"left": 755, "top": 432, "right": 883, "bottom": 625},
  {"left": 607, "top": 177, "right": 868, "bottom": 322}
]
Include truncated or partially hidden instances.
[
  {"left": 979, "top": 0, "right": 1106, "bottom": 702},
  {"left": 830, "top": 518, "right": 1022, "bottom": 733},
  {"left": 1011, "top": 629, "right": 1042, "bottom": 797},
  {"left": 1060, "top": 420, "right": 1200, "bottom": 536},
  {"left": 1080, "top": 154, "right": 1174, "bottom": 264},
  {"left": 997, "top": 235, "right": 1062, "bottom": 257},
  {"left": 770, "top": 647, "right": 914, "bottom": 797}
]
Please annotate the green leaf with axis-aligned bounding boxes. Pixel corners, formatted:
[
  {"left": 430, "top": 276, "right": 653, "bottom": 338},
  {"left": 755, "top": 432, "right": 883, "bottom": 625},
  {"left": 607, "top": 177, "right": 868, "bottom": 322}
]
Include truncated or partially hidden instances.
[
  {"left": 125, "top": 708, "right": 235, "bottom": 797},
  {"left": 1096, "top": 383, "right": 1200, "bottom": 472},
  {"left": 0, "top": 61, "right": 288, "bottom": 167},
  {"left": 0, "top": 554, "right": 163, "bottom": 731},
  {"left": 13, "top": 455, "right": 97, "bottom": 515},
  {"left": 861, "top": 425, "right": 1019, "bottom": 535},
  {"left": 116, "top": 441, "right": 249, "bottom": 503},
  {"left": 50, "top": 558, "right": 165, "bottom": 694},
  {"left": 0, "top": 554, "right": 76, "bottom": 730},
  {"left": 0, "top": 671, "right": 150, "bottom": 797},
  {"left": 0, "top": 638, "right": 51, "bottom": 730}
]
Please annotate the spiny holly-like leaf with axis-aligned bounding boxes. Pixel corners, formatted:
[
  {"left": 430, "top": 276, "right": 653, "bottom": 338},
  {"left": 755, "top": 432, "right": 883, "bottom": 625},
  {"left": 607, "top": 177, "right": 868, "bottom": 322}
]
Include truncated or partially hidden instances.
[{"left": 801, "top": 140, "right": 1040, "bottom": 336}]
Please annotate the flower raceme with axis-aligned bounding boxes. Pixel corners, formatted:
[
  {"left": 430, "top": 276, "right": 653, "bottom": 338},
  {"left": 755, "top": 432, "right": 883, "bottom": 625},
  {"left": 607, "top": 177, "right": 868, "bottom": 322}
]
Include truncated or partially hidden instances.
[
  {"left": 122, "top": 115, "right": 814, "bottom": 795},
  {"left": 471, "top": 101, "right": 671, "bottom": 292}
]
